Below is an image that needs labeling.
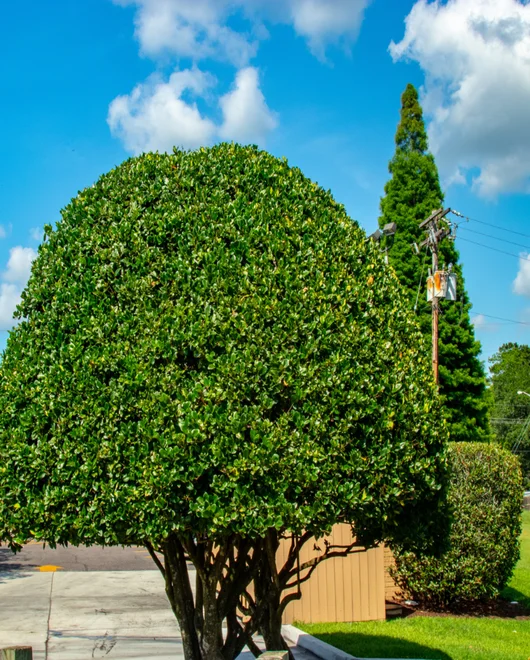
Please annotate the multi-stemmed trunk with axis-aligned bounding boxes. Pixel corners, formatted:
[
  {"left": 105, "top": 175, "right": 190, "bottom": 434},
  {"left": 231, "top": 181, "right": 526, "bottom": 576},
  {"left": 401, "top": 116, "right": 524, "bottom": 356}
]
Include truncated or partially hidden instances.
[
  {"left": 145, "top": 528, "right": 361, "bottom": 660},
  {"left": 147, "top": 533, "right": 263, "bottom": 660}
]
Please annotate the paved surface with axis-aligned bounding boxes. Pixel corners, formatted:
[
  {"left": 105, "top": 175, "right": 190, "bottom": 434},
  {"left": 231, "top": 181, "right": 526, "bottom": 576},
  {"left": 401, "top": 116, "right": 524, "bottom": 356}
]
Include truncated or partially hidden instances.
[
  {"left": 0, "top": 569, "right": 319, "bottom": 659},
  {"left": 0, "top": 570, "right": 178, "bottom": 659},
  {"left": 0, "top": 543, "right": 157, "bottom": 572}
]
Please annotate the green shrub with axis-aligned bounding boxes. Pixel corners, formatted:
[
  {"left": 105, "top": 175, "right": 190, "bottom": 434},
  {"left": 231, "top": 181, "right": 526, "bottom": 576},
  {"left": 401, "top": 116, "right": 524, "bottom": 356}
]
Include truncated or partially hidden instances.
[{"left": 391, "top": 442, "right": 523, "bottom": 608}]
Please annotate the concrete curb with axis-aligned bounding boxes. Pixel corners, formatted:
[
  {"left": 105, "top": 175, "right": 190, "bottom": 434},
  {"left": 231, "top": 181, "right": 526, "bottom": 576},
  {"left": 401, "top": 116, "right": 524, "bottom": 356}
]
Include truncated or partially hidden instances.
[
  {"left": 282, "top": 625, "right": 359, "bottom": 660},
  {"left": 282, "top": 624, "right": 428, "bottom": 660}
]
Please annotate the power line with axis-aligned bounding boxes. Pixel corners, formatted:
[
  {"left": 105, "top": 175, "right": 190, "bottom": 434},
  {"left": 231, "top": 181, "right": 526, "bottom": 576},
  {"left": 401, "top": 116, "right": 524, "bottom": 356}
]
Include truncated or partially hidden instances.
[
  {"left": 470, "top": 217, "right": 530, "bottom": 239},
  {"left": 473, "top": 322, "right": 522, "bottom": 326},
  {"left": 459, "top": 225, "right": 530, "bottom": 252},
  {"left": 451, "top": 210, "right": 530, "bottom": 239},
  {"left": 375, "top": 212, "right": 529, "bottom": 334},
  {"left": 472, "top": 312, "right": 530, "bottom": 326},
  {"left": 513, "top": 414, "right": 530, "bottom": 452},
  {"left": 458, "top": 236, "right": 528, "bottom": 261}
]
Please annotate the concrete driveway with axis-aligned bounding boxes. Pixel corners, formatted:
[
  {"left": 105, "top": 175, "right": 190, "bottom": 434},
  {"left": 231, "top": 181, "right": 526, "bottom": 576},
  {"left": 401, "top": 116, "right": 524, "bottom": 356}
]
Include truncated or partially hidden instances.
[
  {"left": 0, "top": 568, "right": 318, "bottom": 659},
  {"left": 0, "top": 570, "right": 184, "bottom": 659}
]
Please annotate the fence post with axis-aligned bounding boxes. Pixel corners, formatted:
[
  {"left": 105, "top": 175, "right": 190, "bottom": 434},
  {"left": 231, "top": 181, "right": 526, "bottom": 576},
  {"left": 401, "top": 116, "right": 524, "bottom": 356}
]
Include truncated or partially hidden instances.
[{"left": 0, "top": 649, "right": 33, "bottom": 660}]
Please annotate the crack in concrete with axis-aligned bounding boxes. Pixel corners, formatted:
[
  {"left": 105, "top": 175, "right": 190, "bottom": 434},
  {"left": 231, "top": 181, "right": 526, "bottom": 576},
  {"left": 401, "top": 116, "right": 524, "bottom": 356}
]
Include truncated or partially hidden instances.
[{"left": 44, "top": 572, "right": 55, "bottom": 660}]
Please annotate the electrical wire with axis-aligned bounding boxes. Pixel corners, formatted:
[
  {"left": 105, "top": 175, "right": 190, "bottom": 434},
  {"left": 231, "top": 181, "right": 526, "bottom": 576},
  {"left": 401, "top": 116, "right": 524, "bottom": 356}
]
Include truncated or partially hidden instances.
[
  {"left": 450, "top": 210, "right": 530, "bottom": 239},
  {"left": 457, "top": 236, "right": 528, "bottom": 261},
  {"left": 459, "top": 225, "right": 530, "bottom": 252},
  {"left": 472, "top": 322, "right": 521, "bottom": 326},
  {"left": 471, "top": 312, "right": 530, "bottom": 326},
  {"left": 490, "top": 419, "right": 524, "bottom": 424},
  {"left": 512, "top": 414, "right": 530, "bottom": 453},
  {"left": 373, "top": 211, "right": 529, "bottom": 331},
  {"left": 451, "top": 219, "right": 530, "bottom": 330}
]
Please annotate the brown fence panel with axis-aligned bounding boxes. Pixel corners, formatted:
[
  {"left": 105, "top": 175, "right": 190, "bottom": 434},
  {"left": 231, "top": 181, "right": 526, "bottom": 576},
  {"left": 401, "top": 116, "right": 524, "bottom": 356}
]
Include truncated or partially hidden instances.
[
  {"left": 383, "top": 545, "right": 400, "bottom": 601},
  {"left": 278, "top": 524, "right": 386, "bottom": 624}
]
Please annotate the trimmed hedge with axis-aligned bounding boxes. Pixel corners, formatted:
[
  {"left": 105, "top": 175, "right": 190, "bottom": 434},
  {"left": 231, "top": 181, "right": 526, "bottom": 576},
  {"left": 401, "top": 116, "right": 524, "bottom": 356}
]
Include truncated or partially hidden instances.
[
  {"left": 0, "top": 144, "right": 447, "bottom": 551},
  {"left": 391, "top": 442, "right": 522, "bottom": 608}
]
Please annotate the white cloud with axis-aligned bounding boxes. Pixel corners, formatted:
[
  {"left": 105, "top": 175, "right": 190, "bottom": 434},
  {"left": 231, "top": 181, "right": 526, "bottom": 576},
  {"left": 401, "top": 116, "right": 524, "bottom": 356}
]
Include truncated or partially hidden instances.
[
  {"left": 219, "top": 67, "right": 278, "bottom": 145},
  {"left": 0, "top": 226, "right": 7, "bottom": 239},
  {"left": 110, "top": 0, "right": 371, "bottom": 152},
  {"left": 4, "top": 246, "right": 37, "bottom": 284},
  {"left": 108, "top": 68, "right": 217, "bottom": 154},
  {"left": 471, "top": 313, "right": 499, "bottom": 332},
  {"left": 109, "top": 66, "right": 277, "bottom": 153},
  {"left": 472, "top": 313, "right": 486, "bottom": 327},
  {"left": 30, "top": 227, "right": 43, "bottom": 242},
  {"left": 114, "top": 0, "right": 370, "bottom": 64},
  {"left": 390, "top": 0, "right": 530, "bottom": 198},
  {"left": 0, "top": 246, "right": 37, "bottom": 331},
  {"left": 513, "top": 252, "right": 530, "bottom": 297},
  {"left": 114, "top": 0, "right": 257, "bottom": 66},
  {"left": 0, "top": 283, "right": 23, "bottom": 331},
  {"left": 287, "top": 0, "right": 371, "bottom": 58}
]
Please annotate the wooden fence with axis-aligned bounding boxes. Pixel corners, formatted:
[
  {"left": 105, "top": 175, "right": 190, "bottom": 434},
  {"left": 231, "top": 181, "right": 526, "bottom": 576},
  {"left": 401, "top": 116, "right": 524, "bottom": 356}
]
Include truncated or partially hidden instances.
[
  {"left": 278, "top": 524, "right": 386, "bottom": 624},
  {"left": 383, "top": 545, "right": 400, "bottom": 602}
]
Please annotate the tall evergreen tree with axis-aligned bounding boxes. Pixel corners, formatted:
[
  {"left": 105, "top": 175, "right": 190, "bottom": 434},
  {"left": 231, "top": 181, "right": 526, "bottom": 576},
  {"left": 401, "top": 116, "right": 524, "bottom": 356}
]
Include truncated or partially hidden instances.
[{"left": 379, "top": 84, "right": 489, "bottom": 442}]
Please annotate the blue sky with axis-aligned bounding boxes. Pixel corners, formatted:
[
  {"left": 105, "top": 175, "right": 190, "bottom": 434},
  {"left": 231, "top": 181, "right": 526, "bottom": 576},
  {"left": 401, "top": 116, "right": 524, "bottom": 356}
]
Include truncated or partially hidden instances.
[{"left": 1, "top": 0, "right": 530, "bottom": 367}]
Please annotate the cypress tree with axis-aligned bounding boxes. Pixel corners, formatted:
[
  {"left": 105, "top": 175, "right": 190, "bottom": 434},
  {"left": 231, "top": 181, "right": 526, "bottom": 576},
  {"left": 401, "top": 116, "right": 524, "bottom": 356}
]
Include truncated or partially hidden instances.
[{"left": 379, "top": 83, "right": 489, "bottom": 442}]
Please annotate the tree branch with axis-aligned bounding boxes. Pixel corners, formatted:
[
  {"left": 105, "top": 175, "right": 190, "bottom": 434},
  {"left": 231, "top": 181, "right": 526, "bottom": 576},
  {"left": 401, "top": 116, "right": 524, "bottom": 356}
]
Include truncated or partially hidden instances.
[
  {"left": 182, "top": 534, "right": 208, "bottom": 582},
  {"left": 282, "top": 540, "right": 366, "bottom": 591},
  {"left": 278, "top": 531, "right": 312, "bottom": 585},
  {"left": 218, "top": 539, "right": 260, "bottom": 617},
  {"left": 278, "top": 590, "right": 303, "bottom": 617},
  {"left": 145, "top": 541, "right": 165, "bottom": 579}
]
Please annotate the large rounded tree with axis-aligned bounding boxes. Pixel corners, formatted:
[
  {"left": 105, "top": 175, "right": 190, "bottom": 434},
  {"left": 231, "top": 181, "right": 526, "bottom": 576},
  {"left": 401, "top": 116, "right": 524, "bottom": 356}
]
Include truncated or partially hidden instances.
[{"left": 0, "top": 144, "right": 447, "bottom": 659}]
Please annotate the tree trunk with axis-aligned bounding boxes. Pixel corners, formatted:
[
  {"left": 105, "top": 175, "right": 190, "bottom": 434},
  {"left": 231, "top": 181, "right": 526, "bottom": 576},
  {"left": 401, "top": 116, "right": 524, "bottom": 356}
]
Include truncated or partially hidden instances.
[
  {"left": 199, "top": 582, "right": 225, "bottom": 660},
  {"left": 163, "top": 536, "right": 203, "bottom": 660},
  {"left": 253, "top": 532, "right": 293, "bottom": 658},
  {"left": 261, "top": 597, "right": 288, "bottom": 652}
]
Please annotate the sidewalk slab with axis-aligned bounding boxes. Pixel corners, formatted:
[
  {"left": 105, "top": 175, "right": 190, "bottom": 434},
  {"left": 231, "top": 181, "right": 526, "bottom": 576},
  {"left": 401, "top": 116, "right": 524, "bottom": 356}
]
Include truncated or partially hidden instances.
[
  {"left": 0, "top": 573, "right": 52, "bottom": 656},
  {"left": 51, "top": 569, "right": 169, "bottom": 599},
  {"left": 46, "top": 632, "right": 184, "bottom": 659}
]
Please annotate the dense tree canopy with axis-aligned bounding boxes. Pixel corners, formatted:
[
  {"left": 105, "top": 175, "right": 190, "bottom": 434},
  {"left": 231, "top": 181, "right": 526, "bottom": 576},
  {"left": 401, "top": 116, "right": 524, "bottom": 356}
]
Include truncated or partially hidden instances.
[
  {"left": 379, "top": 84, "right": 489, "bottom": 442},
  {"left": 0, "top": 144, "right": 447, "bottom": 659},
  {"left": 489, "top": 342, "right": 530, "bottom": 484}
]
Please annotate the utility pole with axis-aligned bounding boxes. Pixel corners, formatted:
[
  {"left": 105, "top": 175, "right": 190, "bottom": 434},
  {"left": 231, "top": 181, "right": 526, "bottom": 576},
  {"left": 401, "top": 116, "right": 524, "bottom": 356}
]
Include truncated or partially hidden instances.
[
  {"left": 432, "top": 245, "right": 439, "bottom": 385},
  {"left": 419, "top": 208, "right": 452, "bottom": 385}
]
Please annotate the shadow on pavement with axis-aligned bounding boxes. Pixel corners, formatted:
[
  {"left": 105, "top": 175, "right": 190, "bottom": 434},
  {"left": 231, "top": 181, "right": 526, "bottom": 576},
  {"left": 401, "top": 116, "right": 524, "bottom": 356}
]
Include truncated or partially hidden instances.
[
  {"left": 0, "top": 546, "right": 37, "bottom": 582},
  {"left": 0, "top": 545, "right": 38, "bottom": 568},
  {"left": 309, "top": 631, "right": 452, "bottom": 659}
]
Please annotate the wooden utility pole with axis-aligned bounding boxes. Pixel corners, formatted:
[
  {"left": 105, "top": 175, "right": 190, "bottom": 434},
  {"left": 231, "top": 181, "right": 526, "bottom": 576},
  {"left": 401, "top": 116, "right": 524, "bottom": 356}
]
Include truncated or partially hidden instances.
[
  {"left": 431, "top": 245, "right": 439, "bottom": 384},
  {"left": 419, "top": 208, "right": 451, "bottom": 385}
]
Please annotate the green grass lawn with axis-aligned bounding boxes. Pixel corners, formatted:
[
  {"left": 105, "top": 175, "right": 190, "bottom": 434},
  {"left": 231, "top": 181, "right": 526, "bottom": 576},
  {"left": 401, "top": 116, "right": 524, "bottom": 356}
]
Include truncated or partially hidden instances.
[{"left": 299, "top": 510, "right": 530, "bottom": 660}]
